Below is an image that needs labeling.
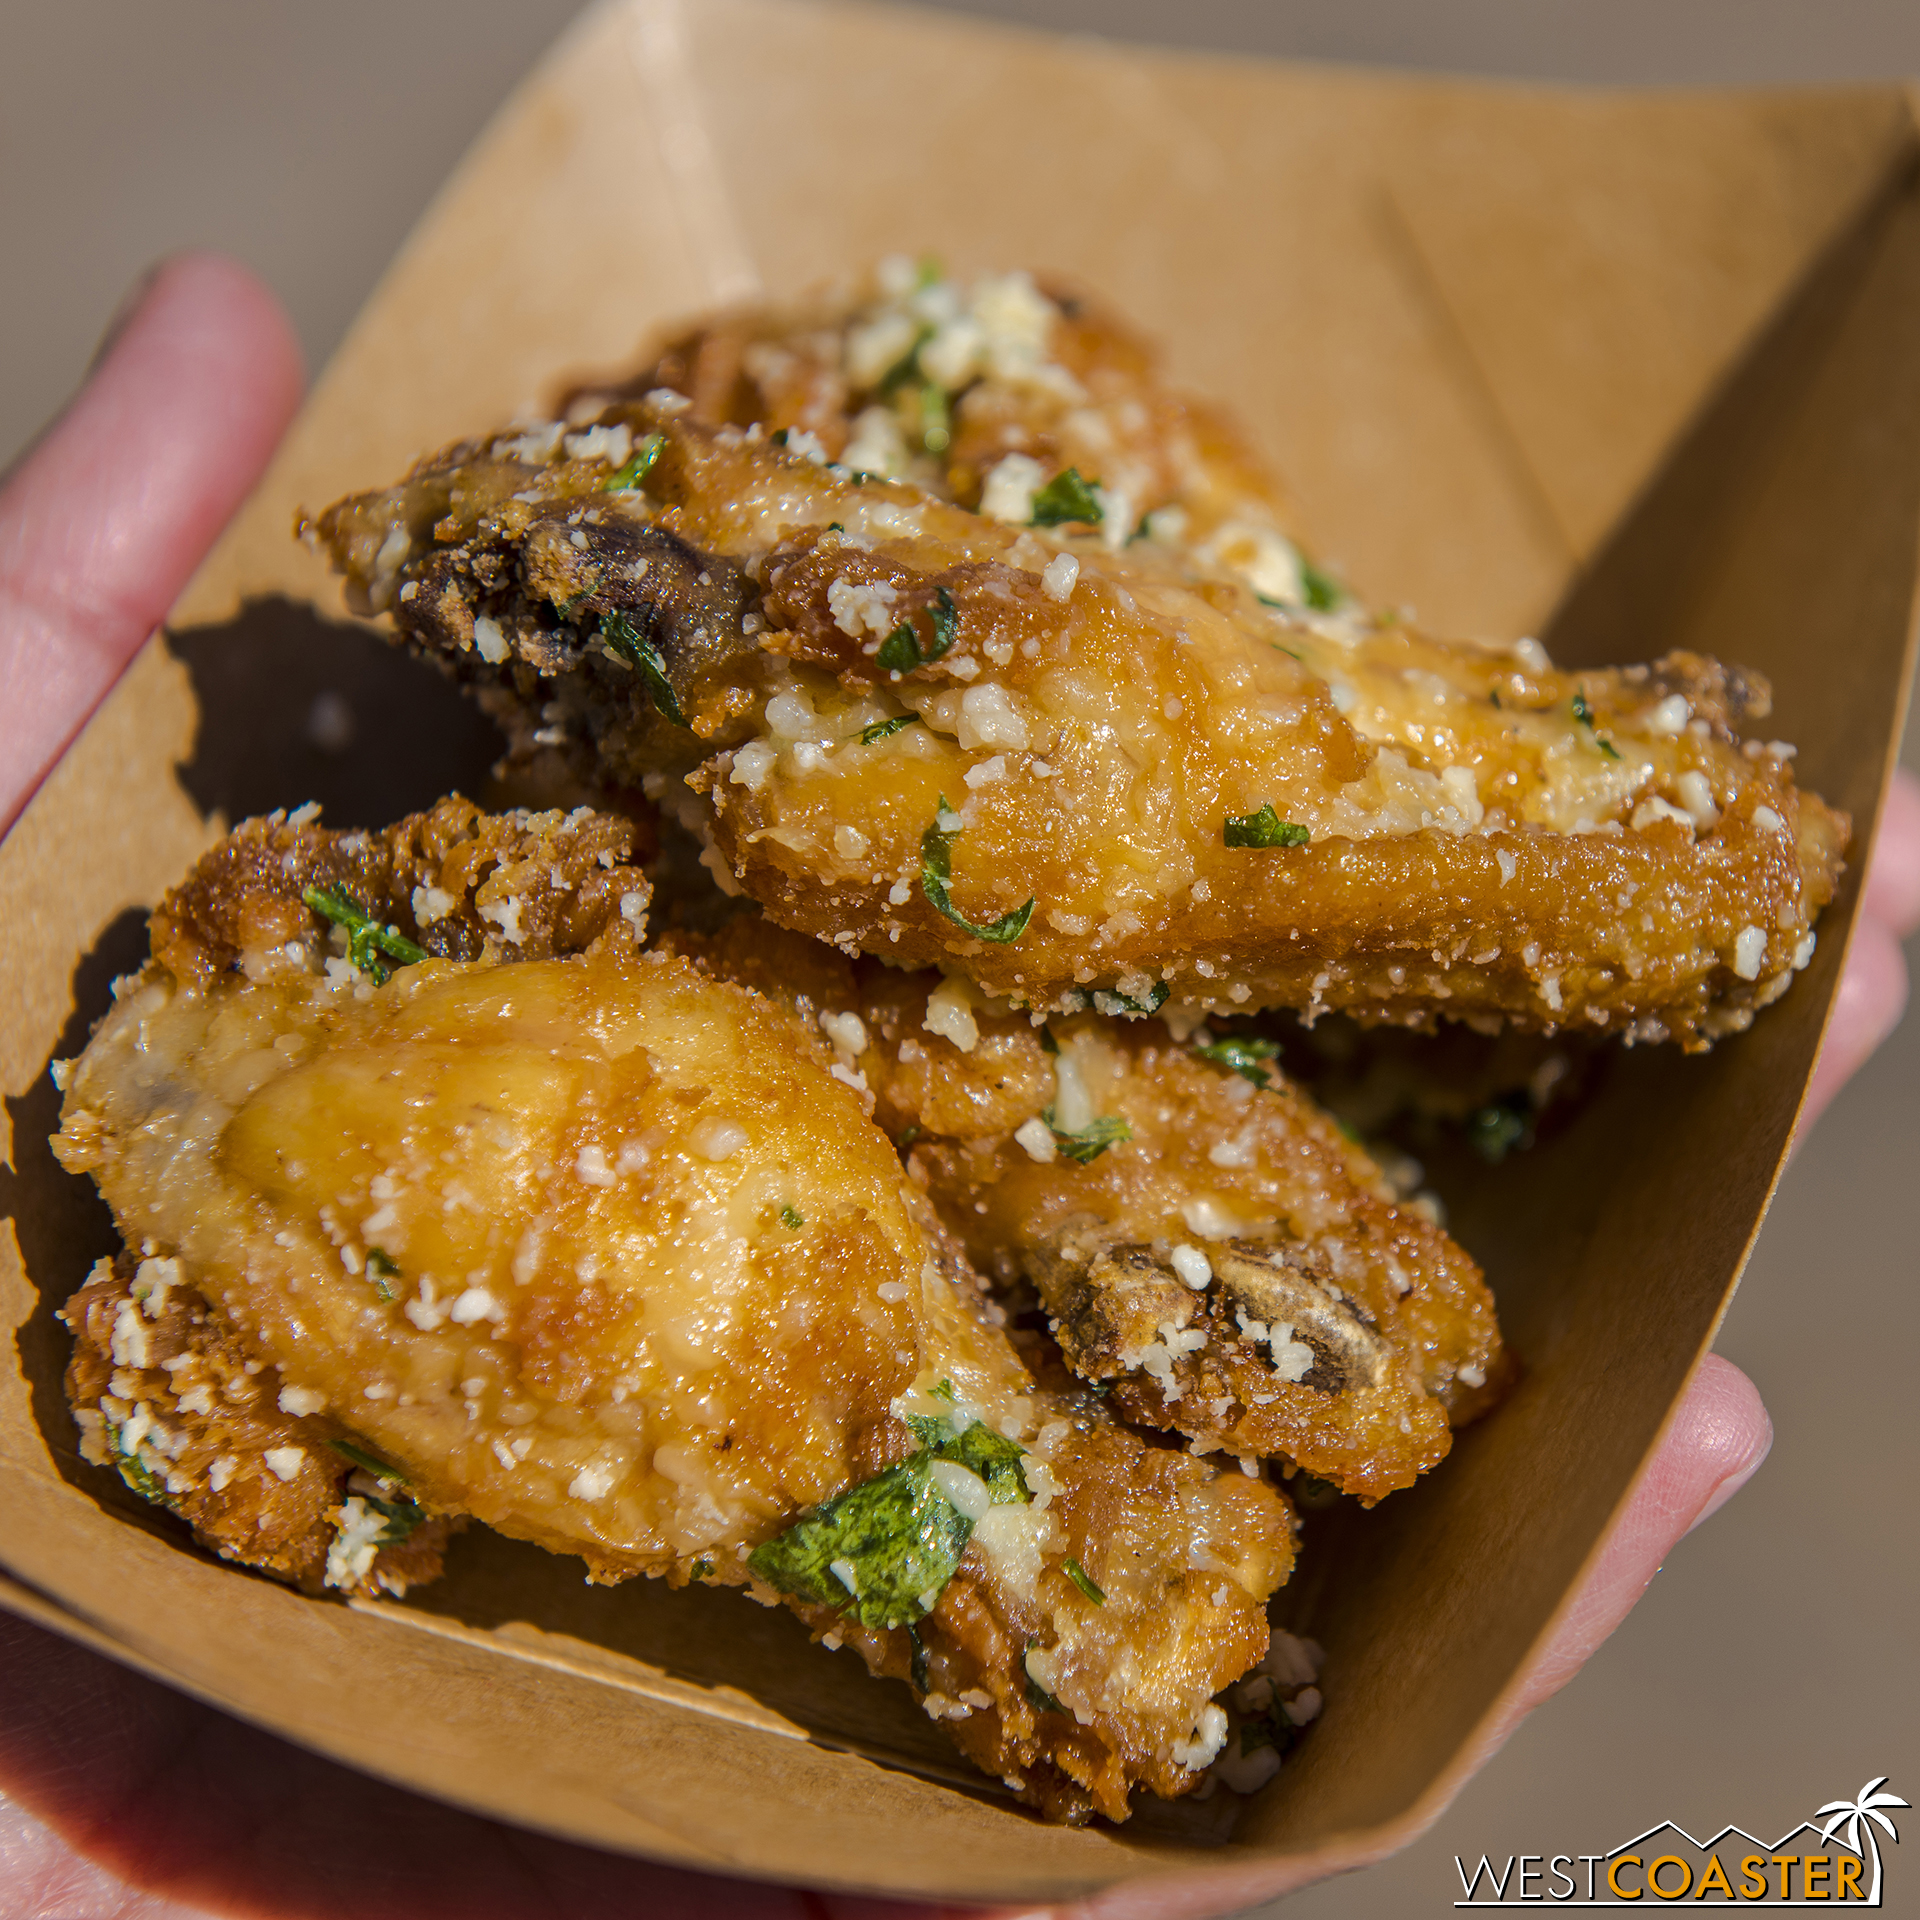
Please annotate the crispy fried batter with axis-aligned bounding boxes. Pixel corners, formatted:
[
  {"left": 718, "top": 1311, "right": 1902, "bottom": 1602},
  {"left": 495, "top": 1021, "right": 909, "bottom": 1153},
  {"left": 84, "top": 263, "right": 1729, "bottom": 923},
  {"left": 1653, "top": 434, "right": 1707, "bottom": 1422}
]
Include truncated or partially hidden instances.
[
  {"left": 63, "top": 1253, "right": 455, "bottom": 1595},
  {"left": 150, "top": 792, "right": 654, "bottom": 988},
  {"left": 313, "top": 386, "right": 1846, "bottom": 1049},
  {"left": 571, "top": 262, "right": 1299, "bottom": 549},
  {"left": 55, "top": 802, "right": 1296, "bottom": 1824},
  {"left": 665, "top": 917, "right": 1504, "bottom": 1504}
]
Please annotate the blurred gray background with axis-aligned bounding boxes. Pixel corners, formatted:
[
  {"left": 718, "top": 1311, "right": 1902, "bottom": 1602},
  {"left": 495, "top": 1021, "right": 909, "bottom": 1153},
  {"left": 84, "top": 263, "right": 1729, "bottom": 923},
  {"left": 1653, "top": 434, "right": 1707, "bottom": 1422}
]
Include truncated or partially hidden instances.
[{"left": 3, "top": 4, "right": 1915, "bottom": 1914}]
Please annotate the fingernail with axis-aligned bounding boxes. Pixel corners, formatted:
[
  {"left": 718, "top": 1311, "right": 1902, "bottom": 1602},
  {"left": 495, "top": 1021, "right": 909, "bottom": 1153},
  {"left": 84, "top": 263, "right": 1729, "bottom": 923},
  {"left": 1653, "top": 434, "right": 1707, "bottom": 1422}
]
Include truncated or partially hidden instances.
[{"left": 1684, "top": 1448, "right": 1770, "bottom": 1536}]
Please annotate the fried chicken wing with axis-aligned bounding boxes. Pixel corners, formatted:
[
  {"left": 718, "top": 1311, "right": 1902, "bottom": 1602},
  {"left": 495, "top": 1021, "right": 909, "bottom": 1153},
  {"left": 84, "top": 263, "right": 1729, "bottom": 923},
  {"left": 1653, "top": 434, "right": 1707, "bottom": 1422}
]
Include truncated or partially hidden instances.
[
  {"left": 665, "top": 918, "right": 1504, "bottom": 1505},
  {"left": 53, "top": 799, "right": 1295, "bottom": 1823},
  {"left": 64, "top": 1252, "right": 458, "bottom": 1596},
  {"left": 314, "top": 385, "right": 1846, "bottom": 1049},
  {"left": 573, "top": 259, "right": 1301, "bottom": 560}
]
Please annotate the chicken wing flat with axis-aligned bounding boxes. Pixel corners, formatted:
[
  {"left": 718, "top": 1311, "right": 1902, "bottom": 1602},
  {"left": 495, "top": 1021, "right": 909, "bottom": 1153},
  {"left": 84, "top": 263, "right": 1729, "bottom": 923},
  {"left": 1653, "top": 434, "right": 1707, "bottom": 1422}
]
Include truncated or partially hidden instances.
[
  {"left": 313, "top": 386, "right": 1847, "bottom": 1049},
  {"left": 53, "top": 797, "right": 1295, "bottom": 1823},
  {"left": 569, "top": 257, "right": 1307, "bottom": 572},
  {"left": 663, "top": 918, "right": 1504, "bottom": 1507}
]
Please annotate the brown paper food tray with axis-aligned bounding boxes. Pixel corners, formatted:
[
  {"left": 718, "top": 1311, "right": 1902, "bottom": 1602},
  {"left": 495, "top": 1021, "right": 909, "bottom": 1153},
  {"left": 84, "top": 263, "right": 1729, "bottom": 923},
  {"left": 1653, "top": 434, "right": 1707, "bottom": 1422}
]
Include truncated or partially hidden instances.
[{"left": 3, "top": 0, "right": 1918, "bottom": 1903}]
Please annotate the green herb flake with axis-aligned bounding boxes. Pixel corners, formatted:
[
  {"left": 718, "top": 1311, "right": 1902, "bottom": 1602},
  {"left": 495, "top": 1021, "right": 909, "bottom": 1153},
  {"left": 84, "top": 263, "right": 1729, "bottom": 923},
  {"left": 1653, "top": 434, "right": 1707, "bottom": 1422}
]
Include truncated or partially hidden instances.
[
  {"left": 780, "top": 1205, "right": 804, "bottom": 1230},
  {"left": 895, "top": 1124, "right": 923, "bottom": 1151},
  {"left": 920, "top": 796, "right": 1035, "bottom": 944},
  {"left": 748, "top": 1409, "right": 1032, "bottom": 1629},
  {"left": 876, "top": 587, "right": 959, "bottom": 677},
  {"left": 1063, "top": 1557, "right": 1106, "bottom": 1605},
  {"left": 1194, "top": 1036, "right": 1281, "bottom": 1088},
  {"left": 748, "top": 1456, "right": 969, "bottom": 1628},
  {"left": 1467, "top": 1099, "right": 1533, "bottom": 1165},
  {"left": 1241, "top": 1710, "right": 1298, "bottom": 1758},
  {"left": 602, "top": 431, "right": 664, "bottom": 492},
  {"left": 1570, "top": 690, "right": 1621, "bottom": 759},
  {"left": 919, "top": 382, "right": 952, "bottom": 455},
  {"left": 110, "top": 1428, "right": 170, "bottom": 1506},
  {"left": 328, "top": 1439, "right": 409, "bottom": 1485},
  {"left": 1300, "top": 558, "right": 1344, "bottom": 612},
  {"left": 1091, "top": 982, "right": 1169, "bottom": 1018},
  {"left": 365, "top": 1491, "right": 424, "bottom": 1547},
  {"left": 1028, "top": 467, "right": 1104, "bottom": 528},
  {"left": 860, "top": 713, "right": 922, "bottom": 745},
  {"left": 302, "top": 886, "right": 427, "bottom": 985},
  {"left": 933, "top": 1421, "right": 1031, "bottom": 1505},
  {"left": 1045, "top": 1110, "right": 1133, "bottom": 1165},
  {"left": 907, "top": 1621, "right": 931, "bottom": 1693},
  {"left": 600, "top": 609, "right": 690, "bottom": 728},
  {"left": 1025, "top": 1648, "right": 1066, "bottom": 1716},
  {"left": 365, "top": 1247, "right": 401, "bottom": 1303},
  {"left": 1223, "top": 805, "right": 1311, "bottom": 850},
  {"left": 691, "top": 1556, "right": 715, "bottom": 1580}
]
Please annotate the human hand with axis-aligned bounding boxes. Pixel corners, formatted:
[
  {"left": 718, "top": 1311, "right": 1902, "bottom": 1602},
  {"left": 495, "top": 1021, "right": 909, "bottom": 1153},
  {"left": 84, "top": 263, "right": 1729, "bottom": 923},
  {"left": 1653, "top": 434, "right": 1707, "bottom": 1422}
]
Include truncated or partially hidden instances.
[{"left": 2, "top": 255, "right": 1914, "bottom": 1920}]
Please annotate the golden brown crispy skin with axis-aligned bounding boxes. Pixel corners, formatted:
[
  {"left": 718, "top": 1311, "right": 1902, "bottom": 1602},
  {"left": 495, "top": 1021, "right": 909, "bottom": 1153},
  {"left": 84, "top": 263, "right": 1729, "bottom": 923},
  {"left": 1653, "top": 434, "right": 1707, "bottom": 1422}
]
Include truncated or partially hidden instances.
[
  {"left": 572, "top": 263, "right": 1299, "bottom": 548},
  {"left": 665, "top": 917, "right": 1504, "bottom": 1504},
  {"left": 149, "top": 792, "right": 655, "bottom": 990},
  {"left": 63, "top": 1253, "right": 455, "bottom": 1596},
  {"left": 313, "top": 392, "right": 1847, "bottom": 1048},
  {"left": 55, "top": 802, "right": 1295, "bottom": 1824}
]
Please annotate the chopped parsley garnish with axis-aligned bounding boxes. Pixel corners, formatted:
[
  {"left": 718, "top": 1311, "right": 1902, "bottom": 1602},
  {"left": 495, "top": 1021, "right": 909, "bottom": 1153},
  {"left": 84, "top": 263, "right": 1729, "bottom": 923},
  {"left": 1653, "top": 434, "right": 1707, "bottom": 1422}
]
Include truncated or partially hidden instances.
[
  {"left": 365, "top": 1247, "right": 401, "bottom": 1303},
  {"left": 920, "top": 796, "right": 1034, "bottom": 943},
  {"left": 1091, "top": 982, "right": 1169, "bottom": 1018},
  {"left": 329, "top": 1439, "right": 409, "bottom": 1485},
  {"left": 602, "top": 431, "right": 664, "bottom": 492},
  {"left": 302, "top": 886, "right": 426, "bottom": 984},
  {"left": 747, "top": 1416, "right": 1030, "bottom": 1629},
  {"left": 876, "top": 325, "right": 937, "bottom": 398},
  {"left": 1028, "top": 467, "right": 1104, "bottom": 528},
  {"left": 1194, "top": 1035, "right": 1281, "bottom": 1087},
  {"left": 1063, "top": 1557, "right": 1106, "bottom": 1605},
  {"left": 1223, "top": 805, "right": 1310, "bottom": 849},
  {"left": 1240, "top": 1708, "right": 1298, "bottom": 1758},
  {"left": 365, "top": 1491, "right": 423, "bottom": 1547},
  {"left": 1467, "top": 1098, "right": 1533, "bottom": 1164},
  {"left": 780, "top": 1205, "right": 804, "bottom": 1230},
  {"left": 876, "top": 586, "right": 958, "bottom": 676},
  {"left": 110, "top": 1428, "right": 169, "bottom": 1506},
  {"left": 600, "top": 609, "right": 690, "bottom": 727},
  {"left": 1300, "top": 558, "right": 1344, "bottom": 612},
  {"left": 1570, "top": 690, "right": 1621, "bottom": 758},
  {"left": 919, "top": 383, "right": 952, "bottom": 455},
  {"left": 860, "top": 712, "right": 922, "bottom": 745},
  {"left": 1044, "top": 1110, "right": 1133, "bottom": 1164},
  {"left": 895, "top": 1124, "right": 923, "bottom": 1151},
  {"left": 1025, "top": 1649, "right": 1066, "bottom": 1716},
  {"left": 691, "top": 1556, "right": 715, "bottom": 1580}
]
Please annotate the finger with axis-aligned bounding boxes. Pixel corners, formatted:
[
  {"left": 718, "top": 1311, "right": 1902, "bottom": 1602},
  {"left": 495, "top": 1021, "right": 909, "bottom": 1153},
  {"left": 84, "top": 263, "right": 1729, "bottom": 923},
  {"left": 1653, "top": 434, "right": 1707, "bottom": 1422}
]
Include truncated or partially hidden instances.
[
  {"left": 1800, "top": 911, "right": 1908, "bottom": 1134},
  {"left": 1495, "top": 1355, "right": 1770, "bottom": 1724},
  {"left": 0, "top": 250, "right": 303, "bottom": 838},
  {"left": 1862, "top": 765, "right": 1920, "bottom": 938}
]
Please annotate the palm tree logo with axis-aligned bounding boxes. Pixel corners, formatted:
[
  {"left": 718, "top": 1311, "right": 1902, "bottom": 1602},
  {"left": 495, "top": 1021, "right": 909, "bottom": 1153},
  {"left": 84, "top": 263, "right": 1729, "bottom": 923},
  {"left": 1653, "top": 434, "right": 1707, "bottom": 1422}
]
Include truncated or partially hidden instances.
[{"left": 1817, "top": 1778, "right": 1907, "bottom": 1905}]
